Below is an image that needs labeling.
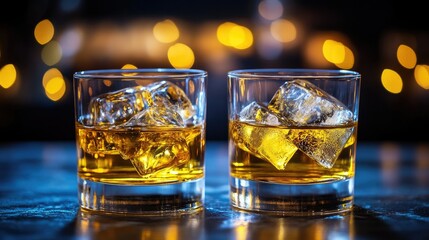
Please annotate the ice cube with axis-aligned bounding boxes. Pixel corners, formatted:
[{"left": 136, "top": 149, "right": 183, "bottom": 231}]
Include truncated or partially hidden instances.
[
  {"left": 77, "top": 128, "right": 119, "bottom": 155},
  {"left": 268, "top": 80, "right": 353, "bottom": 125},
  {"left": 239, "top": 101, "right": 281, "bottom": 125},
  {"left": 286, "top": 126, "right": 354, "bottom": 168},
  {"left": 231, "top": 121, "right": 297, "bottom": 170},
  {"left": 147, "top": 81, "right": 195, "bottom": 121},
  {"left": 232, "top": 101, "right": 297, "bottom": 170},
  {"left": 122, "top": 107, "right": 185, "bottom": 127},
  {"left": 89, "top": 86, "right": 151, "bottom": 126},
  {"left": 268, "top": 79, "right": 354, "bottom": 168},
  {"left": 87, "top": 81, "right": 194, "bottom": 176},
  {"left": 113, "top": 131, "right": 190, "bottom": 176}
]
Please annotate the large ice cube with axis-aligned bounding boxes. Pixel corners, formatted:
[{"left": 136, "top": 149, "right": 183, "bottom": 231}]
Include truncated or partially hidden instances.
[
  {"left": 286, "top": 126, "right": 354, "bottom": 168},
  {"left": 89, "top": 86, "right": 151, "bottom": 126},
  {"left": 113, "top": 131, "right": 190, "bottom": 176},
  {"left": 268, "top": 80, "right": 353, "bottom": 125},
  {"left": 268, "top": 79, "right": 354, "bottom": 168},
  {"left": 232, "top": 101, "right": 297, "bottom": 170},
  {"left": 147, "top": 81, "right": 195, "bottom": 121}
]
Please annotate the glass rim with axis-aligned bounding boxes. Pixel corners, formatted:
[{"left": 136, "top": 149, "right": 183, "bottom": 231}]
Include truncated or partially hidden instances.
[
  {"left": 74, "top": 68, "right": 207, "bottom": 79},
  {"left": 228, "top": 68, "right": 360, "bottom": 79}
]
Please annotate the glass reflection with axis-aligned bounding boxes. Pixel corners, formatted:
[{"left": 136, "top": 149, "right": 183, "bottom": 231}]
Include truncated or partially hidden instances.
[
  {"left": 416, "top": 145, "right": 429, "bottom": 186},
  {"left": 380, "top": 143, "right": 400, "bottom": 187},
  {"left": 76, "top": 208, "right": 204, "bottom": 240},
  {"left": 227, "top": 211, "right": 355, "bottom": 240}
]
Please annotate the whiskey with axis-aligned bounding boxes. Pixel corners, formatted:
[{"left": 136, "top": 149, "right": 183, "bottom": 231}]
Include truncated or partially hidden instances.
[
  {"left": 76, "top": 123, "right": 204, "bottom": 185},
  {"left": 229, "top": 120, "right": 357, "bottom": 184}
]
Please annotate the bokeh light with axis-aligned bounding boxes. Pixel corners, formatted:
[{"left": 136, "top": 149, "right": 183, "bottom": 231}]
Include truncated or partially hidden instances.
[
  {"left": 42, "top": 68, "right": 63, "bottom": 87},
  {"left": 153, "top": 19, "right": 180, "bottom": 43},
  {"left": 270, "top": 19, "right": 297, "bottom": 43},
  {"left": 121, "top": 64, "right": 138, "bottom": 76},
  {"left": 217, "top": 22, "right": 253, "bottom": 50},
  {"left": 334, "top": 46, "right": 354, "bottom": 69},
  {"left": 381, "top": 69, "right": 403, "bottom": 94},
  {"left": 44, "top": 76, "right": 66, "bottom": 101},
  {"left": 41, "top": 41, "right": 63, "bottom": 66},
  {"left": 0, "top": 64, "right": 17, "bottom": 89},
  {"left": 397, "top": 44, "right": 417, "bottom": 69},
  {"left": 258, "top": 0, "right": 283, "bottom": 20},
  {"left": 414, "top": 65, "right": 429, "bottom": 90},
  {"left": 42, "top": 68, "right": 66, "bottom": 101},
  {"left": 34, "top": 19, "right": 55, "bottom": 45},
  {"left": 168, "top": 43, "right": 195, "bottom": 69},
  {"left": 122, "top": 64, "right": 137, "bottom": 69},
  {"left": 323, "top": 40, "right": 345, "bottom": 64}
]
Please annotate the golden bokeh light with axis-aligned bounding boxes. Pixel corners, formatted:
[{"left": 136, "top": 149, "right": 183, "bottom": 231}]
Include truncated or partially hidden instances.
[
  {"left": 217, "top": 22, "right": 253, "bottom": 50},
  {"left": 397, "top": 44, "right": 417, "bottom": 69},
  {"left": 153, "top": 19, "right": 180, "bottom": 43},
  {"left": 121, "top": 64, "right": 138, "bottom": 76},
  {"left": 45, "top": 77, "right": 64, "bottom": 94},
  {"left": 414, "top": 65, "right": 429, "bottom": 90},
  {"left": 258, "top": 0, "right": 284, "bottom": 20},
  {"left": 335, "top": 46, "right": 354, "bottom": 69},
  {"left": 41, "top": 41, "right": 62, "bottom": 66},
  {"left": 217, "top": 22, "right": 236, "bottom": 46},
  {"left": 44, "top": 76, "right": 66, "bottom": 101},
  {"left": 168, "top": 43, "right": 195, "bottom": 69},
  {"left": 323, "top": 40, "right": 345, "bottom": 64},
  {"left": 34, "top": 19, "right": 55, "bottom": 45},
  {"left": 270, "top": 19, "right": 297, "bottom": 43},
  {"left": 42, "top": 68, "right": 62, "bottom": 87},
  {"left": 0, "top": 64, "right": 17, "bottom": 89},
  {"left": 304, "top": 32, "right": 353, "bottom": 68},
  {"left": 381, "top": 69, "right": 403, "bottom": 94},
  {"left": 122, "top": 64, "right": 137, "bottom": 69}
]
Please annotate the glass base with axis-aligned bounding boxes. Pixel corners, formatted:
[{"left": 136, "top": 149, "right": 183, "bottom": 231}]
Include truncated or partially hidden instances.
[
  {"left": 79, "top": 178, "right": 204, "bottom": 216},
  {"left": 230, "top": 177, "right": 353, "bottom": 216}
]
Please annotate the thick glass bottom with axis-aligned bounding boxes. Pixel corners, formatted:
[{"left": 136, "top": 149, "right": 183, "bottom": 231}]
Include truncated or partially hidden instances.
[
  {"left": 230, "top": 177, "right": 353, "bottom": 216},
  {"left": 78, "top": 178, "right": 204, "bottom": 216}
]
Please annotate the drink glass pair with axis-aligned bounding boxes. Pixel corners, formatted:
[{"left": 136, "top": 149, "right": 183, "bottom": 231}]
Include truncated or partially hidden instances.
[{"left": 74, "top": 68, "right": 360, "bottom": 216}]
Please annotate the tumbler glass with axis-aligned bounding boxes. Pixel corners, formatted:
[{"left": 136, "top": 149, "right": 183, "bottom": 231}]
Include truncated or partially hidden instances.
[
  {"left": 74, "top": 68, "right": 207, "bottom": 215},
  {"left": 228, "top": 69, "right": 360, "bottom": 216}
]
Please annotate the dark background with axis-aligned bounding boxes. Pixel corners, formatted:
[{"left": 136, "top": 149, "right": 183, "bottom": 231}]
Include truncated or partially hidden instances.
[{"left": 1, "top": 0, "right": 428, "bottom": 143}]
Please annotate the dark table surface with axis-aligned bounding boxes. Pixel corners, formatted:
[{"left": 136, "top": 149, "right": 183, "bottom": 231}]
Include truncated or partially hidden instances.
[{"left": 1, "top": 141, "right": 429, "bottom": 240}]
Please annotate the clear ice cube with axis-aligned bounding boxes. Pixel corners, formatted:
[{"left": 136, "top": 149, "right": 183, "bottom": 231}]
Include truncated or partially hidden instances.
[
  {"left": 89, "top": 86, "right": 151, "bottom": 126},
  {"left": 268, "top": 80, "right": 353, "bottom": 125},
  {"left": 286, "top": 126, "right": 354, "bottom": 168},
  {"left": 239, "top": 101, "right": 281, "bottom": 125},
  {"left": 268, "top": 79, "right": 354, "bottom": 168},
  {"left": 147, "top": 81, "right": 195, "bottom": 121},
  {"left": 234, "top": 101, "right": 297, "bottom": 170},
  {"left": 122, "top": 107, "right": 185, "bottom": 127},
  {"left": 113, "top": 131, "right": 190, "bottom": 176}
]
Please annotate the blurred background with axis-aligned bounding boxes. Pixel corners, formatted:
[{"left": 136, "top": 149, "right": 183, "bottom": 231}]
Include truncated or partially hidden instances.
[{"left": 0, "top": 0, "right": 428, "bottom": 143}]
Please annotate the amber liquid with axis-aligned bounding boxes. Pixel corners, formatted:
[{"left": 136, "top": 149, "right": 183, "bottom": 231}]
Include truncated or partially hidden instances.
[
  {"left": 76, "top": 123, "right": 205, "bottom": 185},
  {"left": 229, "top": 120, "right": 357, "bottom": 184}
]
